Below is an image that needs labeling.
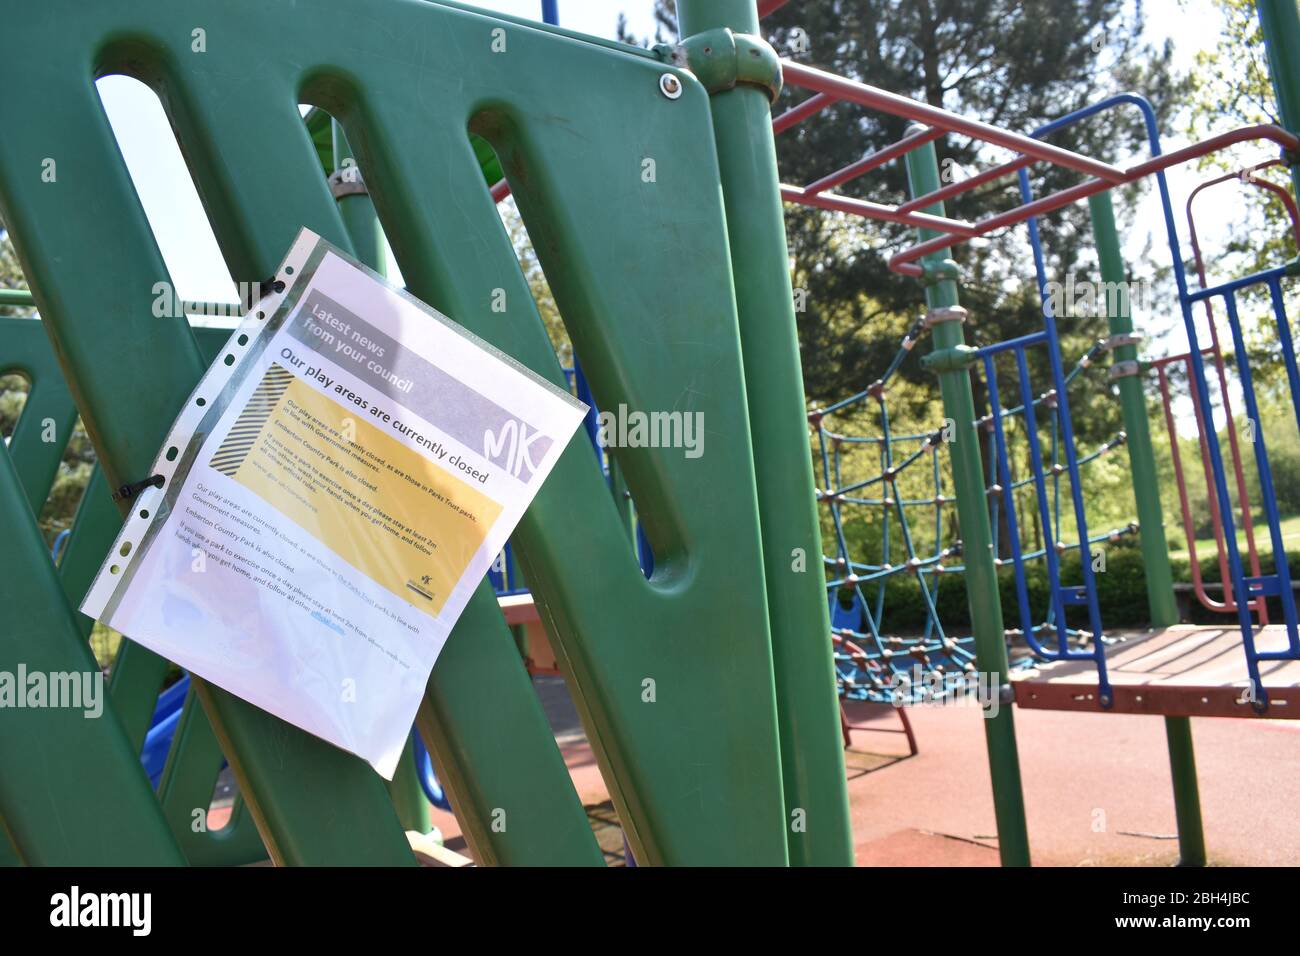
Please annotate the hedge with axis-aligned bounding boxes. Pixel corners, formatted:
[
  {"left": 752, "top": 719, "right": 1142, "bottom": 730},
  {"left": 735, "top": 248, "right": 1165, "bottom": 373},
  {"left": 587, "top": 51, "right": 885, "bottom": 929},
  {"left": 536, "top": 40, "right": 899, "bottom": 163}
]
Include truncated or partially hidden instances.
[{"left": 831, "top": 542, "right": 1300, "bottom": 632}]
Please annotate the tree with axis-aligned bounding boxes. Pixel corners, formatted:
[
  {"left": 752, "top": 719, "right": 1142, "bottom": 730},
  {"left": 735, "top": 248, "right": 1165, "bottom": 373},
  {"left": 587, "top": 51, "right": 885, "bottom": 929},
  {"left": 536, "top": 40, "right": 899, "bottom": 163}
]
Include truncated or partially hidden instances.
[
  {"left": 621, "top": 0, "right": 1183, "bottom": 559},
  {"left": 1184, "top": 0, "right": 1295, "bottom": 275},
  {"left": 624, "top": 2, "right": 1178, "bottom": 423}
]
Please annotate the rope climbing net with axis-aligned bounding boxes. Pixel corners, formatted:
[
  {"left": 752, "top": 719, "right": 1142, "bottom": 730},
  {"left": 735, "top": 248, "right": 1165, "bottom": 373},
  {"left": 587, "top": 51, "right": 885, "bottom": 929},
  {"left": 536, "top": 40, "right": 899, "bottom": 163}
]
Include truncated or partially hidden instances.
[{"left": 812, "top": 325, "right": 1138, "bottom": 705}]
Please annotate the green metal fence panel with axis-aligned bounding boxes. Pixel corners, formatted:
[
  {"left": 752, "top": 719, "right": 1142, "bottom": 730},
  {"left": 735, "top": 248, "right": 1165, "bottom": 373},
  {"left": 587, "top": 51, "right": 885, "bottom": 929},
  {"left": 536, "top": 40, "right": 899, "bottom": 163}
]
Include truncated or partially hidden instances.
[
  {"left": 156, "top": 687, "right": 269, "bottom": 866},
  {"left": 0, "top": 0, "right": 794, "bottom": 864},
  {"left": 0, "top": 316, "right": 78, "bottom": 514},
  {"left": 0, "top": 442, "right": 184, "bottom": 865},
  {"left": 3, "top": 321, "right": 272, "bottom": 864},
  {"left": 0, "top": 321, "right": 183, "bottom": 868},
  {"left": 1, "top": 302, "right": 580, "bottom": 867}
]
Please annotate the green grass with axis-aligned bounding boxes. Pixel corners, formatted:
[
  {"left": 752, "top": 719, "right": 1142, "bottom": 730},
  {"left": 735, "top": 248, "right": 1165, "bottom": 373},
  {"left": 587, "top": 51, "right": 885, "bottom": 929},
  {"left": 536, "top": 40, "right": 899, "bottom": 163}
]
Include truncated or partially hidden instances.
[{"left": 1167, "top": 512, "right": 1300, "bottom": 563}]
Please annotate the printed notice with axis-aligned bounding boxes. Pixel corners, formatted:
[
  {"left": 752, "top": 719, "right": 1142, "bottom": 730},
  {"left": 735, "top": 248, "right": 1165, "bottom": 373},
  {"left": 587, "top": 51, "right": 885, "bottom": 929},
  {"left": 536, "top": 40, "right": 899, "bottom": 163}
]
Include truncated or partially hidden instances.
[{"left": 81, "top": 229, "right": 587, "bottom": 778}]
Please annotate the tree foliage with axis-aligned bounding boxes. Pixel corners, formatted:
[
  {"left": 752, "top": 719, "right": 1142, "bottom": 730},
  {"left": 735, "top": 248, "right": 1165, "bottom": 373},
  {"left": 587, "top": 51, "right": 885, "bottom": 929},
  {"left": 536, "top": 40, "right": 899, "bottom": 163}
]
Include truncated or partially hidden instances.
[{"left": 626, "top": 1, "right": 1179, "bottom": 443}]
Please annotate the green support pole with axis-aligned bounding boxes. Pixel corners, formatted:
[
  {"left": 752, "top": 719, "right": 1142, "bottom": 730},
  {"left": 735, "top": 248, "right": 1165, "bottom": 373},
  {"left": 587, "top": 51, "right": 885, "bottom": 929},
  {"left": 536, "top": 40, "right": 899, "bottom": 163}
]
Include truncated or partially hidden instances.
[
  {"left": 1089, "top": 193, "right": 1180, "bottom": 624},
  {"left": 1162, "top": 717, "right": 1206, "bottom": 865},
  {"left": 1258, "top": 0, "right": 1300, "bottom": 198},
  {"left": 906, "top": 137, "right": 1032, "bottom": 867},
  {"left": 676, "top": 0, "right": 853, "bottom": 866},
  {"left": 1089, "top": 191, "right": 1206, "bottom": 866}
]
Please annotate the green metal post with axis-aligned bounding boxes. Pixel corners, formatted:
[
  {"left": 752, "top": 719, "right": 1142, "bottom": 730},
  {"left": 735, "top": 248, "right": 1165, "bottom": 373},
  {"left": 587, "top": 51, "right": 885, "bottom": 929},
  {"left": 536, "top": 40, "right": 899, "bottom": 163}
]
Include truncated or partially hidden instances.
[
  {"left": 906, "top": 137, "right": 1032, "bottom": 866},
  {"left": 676, "top": 0, "right": 853, "bottom": 866},
  {"left": 1162, "top": 717, "right": 1206, "bottom": 865},
  {"left": 1089, "top": 191, "right": 1205, "bottom": 866},
  {"left": 1089, "top": 193, "right": 1179, "bottom": 624},
  {"left": 1259, "top": 0, "right": 1300, "bottom": 198}
]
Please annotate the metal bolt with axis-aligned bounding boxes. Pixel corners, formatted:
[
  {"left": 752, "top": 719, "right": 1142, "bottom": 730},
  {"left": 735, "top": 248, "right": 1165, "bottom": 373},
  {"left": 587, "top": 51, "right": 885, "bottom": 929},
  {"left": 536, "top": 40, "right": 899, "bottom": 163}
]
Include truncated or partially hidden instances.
[{"left": 659, "top": 73, "right": 682, "bottom": 99}]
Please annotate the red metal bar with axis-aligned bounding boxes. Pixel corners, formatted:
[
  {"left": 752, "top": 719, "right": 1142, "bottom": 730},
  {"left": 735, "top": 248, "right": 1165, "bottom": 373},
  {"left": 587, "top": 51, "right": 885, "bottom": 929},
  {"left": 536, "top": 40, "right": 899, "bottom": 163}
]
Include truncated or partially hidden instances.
[
  {"left": 803, "top": 127, "right": 942, "bottom": 195},
  {"left": 779, "top": 184, "right": 979, "bottom": 237},
  {"left": 1155, "top": 354, "right": 1268, "bottom": 620},
  {"left": 1204, "top": 352, "right": 1267, "bottom": 621},
  {"left": 758, "top": 0, "right": 790, "bottom": 17},
  {"left": 1157, "top": 367, "right": 1198, "bottom": 577},
  {"left": 773, "top": 91, "right": 836, "bottom": 134},
  {"left": 1180, "top": 160, "right": 1300, "bottom": 622},
  {"left": 1158, "top": 363, "right": 1225, "bottom": 616},
  {"left": 888, "top": 124, "right": 1300, "bottom": 275},
  {"left": 1149, "top": 345, "right": 1217, "bottom": 370},
  {"left": 490, "top": 179, "right": 511, "bottom": 203},
  {"left": 775, "top": 62, "right": 1299, "bottom": 623},
  {"left": 896, "top": 155, "right": 1035, "bottom": 213},
  {"left": 781, "top": 60, "right": 1128, "bottom": 184},
  {"left": 1185, "top": 356, "right": 1239, "bottom": 607},
  {"left": 1188, "top": 161, "right": 1300, "bottom": 274}
]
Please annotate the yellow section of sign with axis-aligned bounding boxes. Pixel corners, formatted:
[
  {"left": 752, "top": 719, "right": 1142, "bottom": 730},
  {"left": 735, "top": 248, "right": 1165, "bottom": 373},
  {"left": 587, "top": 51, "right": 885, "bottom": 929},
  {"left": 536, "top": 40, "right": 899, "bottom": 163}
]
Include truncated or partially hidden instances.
[{"left": 231, "top": 376, "right": 501, "bottom": 616}]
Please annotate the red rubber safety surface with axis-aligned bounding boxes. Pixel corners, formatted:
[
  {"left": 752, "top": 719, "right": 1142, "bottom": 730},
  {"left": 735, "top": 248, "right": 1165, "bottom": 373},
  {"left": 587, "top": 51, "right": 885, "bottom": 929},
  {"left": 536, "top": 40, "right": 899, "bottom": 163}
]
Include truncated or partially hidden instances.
[{"left": 425, "top": 682, "right": 1298, "bottom": 866}]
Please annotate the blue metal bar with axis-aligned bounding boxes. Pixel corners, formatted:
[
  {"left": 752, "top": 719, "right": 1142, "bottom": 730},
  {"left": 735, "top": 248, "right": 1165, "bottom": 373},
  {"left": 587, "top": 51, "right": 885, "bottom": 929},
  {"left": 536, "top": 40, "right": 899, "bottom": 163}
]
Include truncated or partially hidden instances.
[
  {"left": 974, "top": 330, "right": 1050, "bottom": 357},
  {"left": 1221, "top": 292, "right": 1300, "bottom": 669},
  {"left": 571, "top": 358, "right": 602, "bottom": 463},
  {"left": 1265, "top": 275, "right": 1300, "bottom": 446},
  {"left": 1011, "top": 348, "right": 1067, "bottom": 656},
  {"left": 1187, "top": 263, "right": 1294, "bottom": 302},
  {"left": 984, "top": 355, "right": 1039, "bottom": 650},
  {"left": 1015, "top": 89, "right": 1300, "bottom": 703},
  {"left": 1039, "top": 315, "right": 1110, "bottom": 697}
]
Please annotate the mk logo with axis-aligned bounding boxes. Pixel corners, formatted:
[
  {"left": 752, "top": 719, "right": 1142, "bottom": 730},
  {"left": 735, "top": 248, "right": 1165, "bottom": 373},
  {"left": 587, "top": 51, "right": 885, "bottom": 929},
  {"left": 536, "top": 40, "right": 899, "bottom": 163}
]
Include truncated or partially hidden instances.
[{"left": 483, "top": 418, "right": 548, "bottom": 481}]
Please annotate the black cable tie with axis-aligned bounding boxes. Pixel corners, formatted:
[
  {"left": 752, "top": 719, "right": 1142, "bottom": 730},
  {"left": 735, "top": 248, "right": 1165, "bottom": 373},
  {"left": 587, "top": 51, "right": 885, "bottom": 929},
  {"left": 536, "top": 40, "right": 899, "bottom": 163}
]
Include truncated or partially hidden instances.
[
  {"left": 111, "top": 474, "right": 164, "bottom": 504},
  {"left": 243, "top": 275, "right": 286, "bottom": 310}
]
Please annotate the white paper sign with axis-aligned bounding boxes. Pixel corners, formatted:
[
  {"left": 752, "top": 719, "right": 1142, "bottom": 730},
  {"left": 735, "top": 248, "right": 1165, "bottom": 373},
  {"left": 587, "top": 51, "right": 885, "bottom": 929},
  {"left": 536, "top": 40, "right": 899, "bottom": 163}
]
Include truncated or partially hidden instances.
[{"left": 82, "top": 229, "right": 587, "bottom": 778}]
